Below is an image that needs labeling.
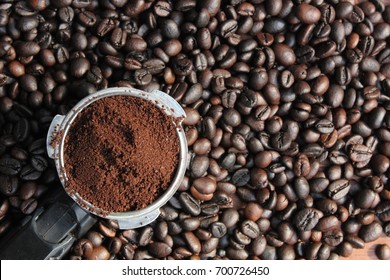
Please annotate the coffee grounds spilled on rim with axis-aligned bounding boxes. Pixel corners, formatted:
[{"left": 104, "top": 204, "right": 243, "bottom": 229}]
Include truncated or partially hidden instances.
[{"left": 64, "top": 95, "right": 180, "bottom": 212}]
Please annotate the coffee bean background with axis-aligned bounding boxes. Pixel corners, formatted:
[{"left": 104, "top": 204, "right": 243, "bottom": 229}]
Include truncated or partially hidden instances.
[{"left": 1, "top": 0, "right": 390, "bottom": 260}]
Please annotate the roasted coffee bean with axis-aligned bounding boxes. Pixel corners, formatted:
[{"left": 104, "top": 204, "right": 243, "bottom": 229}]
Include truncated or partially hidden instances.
[
  {"left": 310, "top": 178, "right": 329, "bottom": 193},
  {"left": 231, "top": 168, "right": 250, "bottom": 187},
  {"left": 173, "top": 54, "right": 193, "bottom": 76},
  {"left": 349, "top": 6, "right": 365, "bottom": 23},
  {"left": 158, "top": 20, "right": 178, "bottom": 39},
  {"left": 338, "top": 241, "right": 353, "bottom": 258},
  {"left": 234, "top": 228, "right": 252, "bottom": 245},
  {"left": 155, "top": 221, "right": 168, "bottom": 241},
  {"left": 294, "top": 154, "right": 310, "bottom": 177},
  {"left": 355, "top": 189, "right": 377, "bottom": 209},
  {"left": 296, "top": 4, "right": 321, "bottom": 24},
  {"left": 359, "top": 36, "right": 375, "bottom": 56},
  {"left": 240, "top": 220, "right": 260, "bottom": 239},
  {"left": 30, "top": 155, "right": 48, "bottom": 172},
  {"left": 260, "top": 245, "right": 277, "bottom": 260},
  {"left": 134, "top": 249, "right": 154, "bottom": 260},
  {"left": 346, "top": 49, "right": 363, "bottom": 64},
  {"left": 343, "top": 219, "right": 361, "bottom": 234},
  {"left": 96, "top": 221, "right": 115, "bottom": 238},
  {"left": 210, "top": 222, "right": 227, "bottom": 238},
  {"left": 201, "top": 236, "right": 218, "bottom": 254},
  {"left": 20, "top": 165, "right": 41, "bottom": 181},
  {"left": 154, "top": 1, "right": 172, "bottom": 17},
  {"left": 138, "top": 226, "right": 154, "bottom": 246},
  {"left": 148, "top": 242, "right": 172, "bottom": 258},
  {"left": 328, "top": 179, "right": 350, "bottom": 200},
  {"left": 294, "top": 177, "right": 310, "bottom": 199},
  {"left": 253, "top": 105, "right": 271, "bottom": 121},
  {"left": 254, "top": 151, "right": 272, "bottom": 169},
  {"left": 270, "top": 132, "right": 292, "bottom": 152},
  {"left": 357, "top": 211, "right": 376, "bottom": 226},
  {"left": 134, "top": 69, "right": 152, "bottom": 86},
  {"left": 179, "top": 193, "right": 201, "bottom": 216},
  {"left": 250, "top": 168, "right": 268, "bottom": 189},
  {"left": 190, "top": 156, "right": 209, "bottom": 178},
  {"left": 316, "top": 215, "right": 339, "bottom": 232},
  {"left": 0, "top": 175, "right": 19, "bottom": 196},
  {"left": 96, "top": 18, "right": 116, "bottom": 37},
  {"left": 317, "top": 41, "right": 338, "bottom": 59},
  {"left": 78, "top": 10, "right": 96, "bottom": 27},
  {"left": 226, "top": 248, "right": 248, "bottom": 260},
  {"left": 0, "top": 159, "right": 21, "bottom": 176},
  {"left": 86, "top": 231, "right": 104, "bottom": 247},
  {"left": 296, "top": 46, "right": 315, "bottom": 64},
  {"left": 58, "top": 7, "right": 74, "bottom": 23},
  {"left": 344, "top": 235, "right": 365, "bottom": 249},
  {"left": 11, "top": 118, "right": 29, "bottom": 143},
  {"left": 143, "top": 59, "right": 165, "bottom": 75},
  {"left": 70, "top": 57, "right": 90, "bottom": 78},
  {"left": 69, "top": 32, "right": 87, "bottom": 52},
  {"left": 243, "top": 202, "right": 262, "bottom": 222},
  {"left": 192, "top": 176, "right": 216, "bottom": 196},
  {"left": 107, "top": 237, "right": 122, "bottom": 255},
  {"left": 221, "top": 208, "right": 240, "bottom": 228},
  {"left": 73, "top": 239, "right": 93, "bottom": 257},
  {"left": 277, "top": 244, "right": 295, "bottom": 260},
  {"left": 263, "top": 18, "right": 286, "bottom": 34},
  {"left": 299, "top": 242, "right": 330, "bottom": 260},
  {"left": 293, "top": 208, "right": 320, "bottom": 231},
  {"left": 223, "top": 108, "right": 241, "bottom": 127},
  {"left": 274, "top": 44, "right": 296, "bottom": 66},
  {"left": 201, "top": 203, "right": 219, "bottom": 216},
  {"left": 248, "top": 235, "right": 266, "bottom": 256},
  {"left": 219, "top": 20, "right": 238, "bottom": 38},
  {"left": 221, "top": 90, "right": 238, "bottom": 109},
  {"left": 322, "top": 229, "right": 344, "bottom": 247},
  {"left": 280, "top": 70, "right": 295, "bottom": 88},
  {"left": 14, "top": 41, "right": 40, "bottom": 57},
  {"left": 384, "top": 223, "right": 390, "bottom": 237},
  {"left": 182, "top": 83, "right": 202, "bottom": 105},
  {"left": 376, "top": 201, "right": 390, "bottom": 222},
  {"left": 376, "top": 244, "right": 390, "bottom": 260},
  {"left": 20, "top": 198, "right": 37, "bottom": 215},
  {"left": 359, "top": 222, "right": 383, "bottom": 243},
  {"left": 349, "top": 144, "right": 373, "bottom": 162},
  {"left": 18, "top": 182, "right": 37, "bottom": 201},
  {"left": 183, "top": 231, "right": 201, "bottom": 254},
  {"left": 181, "top": 217, "right": 200, "bottom": 232}
]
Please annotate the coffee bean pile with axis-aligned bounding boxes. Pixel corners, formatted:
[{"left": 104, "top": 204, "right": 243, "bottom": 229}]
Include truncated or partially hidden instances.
[{"left": 0, "top": 0, "right": 390, "bottom": 260}]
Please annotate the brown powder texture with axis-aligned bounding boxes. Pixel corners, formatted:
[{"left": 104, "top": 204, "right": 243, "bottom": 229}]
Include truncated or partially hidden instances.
[{"left": 64, "top": 95, "right": 179, "bottom": 212}]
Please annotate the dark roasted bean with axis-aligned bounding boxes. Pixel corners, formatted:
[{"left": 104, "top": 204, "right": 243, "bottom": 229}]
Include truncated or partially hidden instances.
[
  {"left": 376, "top": 244, "right": 390, "bottom": 260},
  {"left": 179, "top": 193, "right": 201, "bottom": 216},
  {"left": 0, "top": 159, "right": 21, "bottom": 176},
  {"left": 148, "top": 242, "right": 172, "bottom": 258},
  {"left": 359, "top": 222, "right": 383, "bottom": 242},
  {"left": 328, "top": 179, "right": 351, "bottom": 200},
  {"left": 293, "top": 208, "right": 320, "bottom": 231}
]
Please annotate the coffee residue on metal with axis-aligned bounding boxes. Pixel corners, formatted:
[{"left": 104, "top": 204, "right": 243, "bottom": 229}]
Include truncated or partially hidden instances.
[
  {"left": 50, "top": 124, "right": 63, "bottom": 149},
  {"left": 64, "top": 96, "right": 180, "bottom": 212}
]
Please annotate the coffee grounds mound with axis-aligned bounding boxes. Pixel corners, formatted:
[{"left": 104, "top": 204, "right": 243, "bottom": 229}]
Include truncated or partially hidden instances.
[{"left": 64, "top": 95, "right": 180, "bottom": 212}]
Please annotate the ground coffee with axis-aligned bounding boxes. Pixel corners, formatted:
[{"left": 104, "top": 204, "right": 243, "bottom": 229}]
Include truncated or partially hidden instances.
[{"left": 64, "top": 95, "right": 179, "bottom": 212}]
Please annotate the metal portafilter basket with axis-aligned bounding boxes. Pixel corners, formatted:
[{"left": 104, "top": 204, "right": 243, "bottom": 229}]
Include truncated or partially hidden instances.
[{"left": 46, "top": 87, "right": 188, "bottom": 229}]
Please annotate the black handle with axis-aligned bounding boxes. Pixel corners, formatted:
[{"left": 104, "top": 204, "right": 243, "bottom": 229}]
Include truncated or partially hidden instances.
[{"left": 0, "top": 188, "right": 96, "bottom": 260}]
